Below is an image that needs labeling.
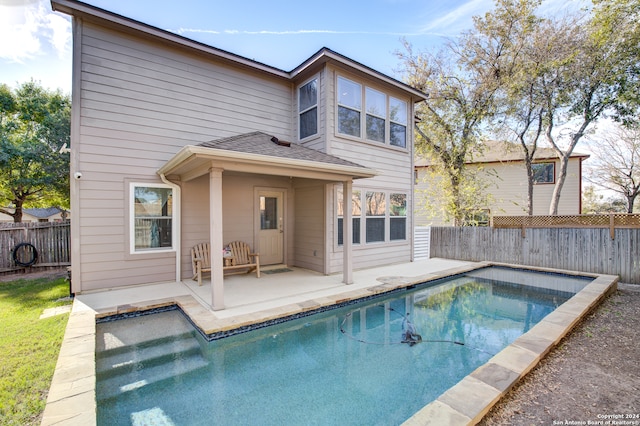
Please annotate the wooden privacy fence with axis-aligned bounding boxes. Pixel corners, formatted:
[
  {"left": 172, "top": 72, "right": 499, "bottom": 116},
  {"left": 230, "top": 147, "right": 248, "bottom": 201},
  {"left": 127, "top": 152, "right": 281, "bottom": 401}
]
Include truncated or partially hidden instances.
[
  {"left": 492, "top": 214, "right": 640, "bottom": 239},
  {"left": 0, "top": 222, "right": 70, "bottom": 272},
  {"left": 430, "top": 226, "right": 640, "bottom": 284}
]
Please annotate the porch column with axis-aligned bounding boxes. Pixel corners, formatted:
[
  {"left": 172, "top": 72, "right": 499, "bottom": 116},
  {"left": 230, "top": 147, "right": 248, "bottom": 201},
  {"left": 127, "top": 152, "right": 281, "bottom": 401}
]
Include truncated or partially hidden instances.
[
  {"left": 209, "top": 167, "right": 225, "bottom": 310},
  {"left": 343, "top": 179, "right": 353, "bottom": 284}
]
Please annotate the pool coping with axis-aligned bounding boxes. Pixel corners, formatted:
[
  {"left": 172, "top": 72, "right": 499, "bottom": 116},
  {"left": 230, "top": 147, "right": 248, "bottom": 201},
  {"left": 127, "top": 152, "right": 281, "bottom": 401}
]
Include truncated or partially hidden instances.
[{"left": 40, "top": 261, "right": 618, "bottom": 425}]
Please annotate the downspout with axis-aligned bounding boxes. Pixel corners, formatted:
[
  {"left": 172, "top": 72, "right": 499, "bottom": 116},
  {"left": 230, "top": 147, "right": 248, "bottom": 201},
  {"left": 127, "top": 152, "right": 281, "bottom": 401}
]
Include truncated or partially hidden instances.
[{"left": 160, "top": 173, "right": 181, "bottom": 283}]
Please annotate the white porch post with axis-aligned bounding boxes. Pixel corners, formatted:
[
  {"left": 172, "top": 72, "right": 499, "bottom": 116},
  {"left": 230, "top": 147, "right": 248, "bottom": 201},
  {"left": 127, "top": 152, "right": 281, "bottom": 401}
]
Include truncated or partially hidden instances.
[
  {"left": 209, "top": 167, "right": 225, "bottom": 310},
  {"left": 343, "top": 179, "right": 353, "bottom": 284}
]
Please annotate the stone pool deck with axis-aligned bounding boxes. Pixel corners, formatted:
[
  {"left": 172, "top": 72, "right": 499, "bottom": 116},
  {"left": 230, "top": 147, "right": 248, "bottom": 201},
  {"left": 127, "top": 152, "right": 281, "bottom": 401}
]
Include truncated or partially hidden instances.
[{"left": 40, "top": 259, "right": 618, "bottom": 425}]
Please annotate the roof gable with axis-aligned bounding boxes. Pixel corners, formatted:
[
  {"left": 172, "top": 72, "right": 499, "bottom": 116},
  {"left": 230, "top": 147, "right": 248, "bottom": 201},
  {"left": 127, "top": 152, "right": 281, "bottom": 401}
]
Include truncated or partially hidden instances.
[
  {"left": 198, "top": 132, "right": 367, "bottom": 169},
  {"left": 51, "top": 0, "right": 427, "bottom": 101},
  {"left": 415, "top": 141, "right": 590, "bottom": 167}
]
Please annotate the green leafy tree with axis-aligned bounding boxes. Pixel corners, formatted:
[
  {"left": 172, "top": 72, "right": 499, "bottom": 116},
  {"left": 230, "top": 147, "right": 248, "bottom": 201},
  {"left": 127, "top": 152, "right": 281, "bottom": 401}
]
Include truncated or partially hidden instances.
[
  {"left": 398, "top": 18, "right": 503, "bottom": 225},
  {"left": 0, "top": 81, "right": 70, "bottom": 222},
  {"left": 590, "top": 0, "right": 640, "bottom": 126}
]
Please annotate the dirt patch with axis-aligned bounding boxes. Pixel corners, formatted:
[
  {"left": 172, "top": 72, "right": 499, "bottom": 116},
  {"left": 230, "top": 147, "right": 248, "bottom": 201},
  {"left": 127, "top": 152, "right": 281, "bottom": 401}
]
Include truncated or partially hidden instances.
[{"left": 480, "top": 284, "right": 640, "bottom": 425}]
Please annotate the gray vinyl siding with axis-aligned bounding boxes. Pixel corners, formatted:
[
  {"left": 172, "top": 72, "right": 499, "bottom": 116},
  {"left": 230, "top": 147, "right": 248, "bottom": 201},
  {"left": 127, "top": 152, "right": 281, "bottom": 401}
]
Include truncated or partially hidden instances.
[
  {"left": 414, "top": 157, "right": 583, "bottom": 226},
  {"left": 76, "top": 22, "right": 293, "bottom": 290},
  {"left": 323, "top": 66, "right": 415, "bottom": 273},
  {"left": 293, "top": 182, "right": 325, "bottom": 272}
]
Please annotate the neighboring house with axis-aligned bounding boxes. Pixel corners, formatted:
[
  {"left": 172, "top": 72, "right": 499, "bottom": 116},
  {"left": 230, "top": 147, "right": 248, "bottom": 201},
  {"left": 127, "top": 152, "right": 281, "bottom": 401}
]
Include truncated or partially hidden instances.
[
  {"left": 52, "top": 0, "right": 427, "bottom": 309},
  {"left": 414, "top": 141, "right": 589, "bottom": 226},
  {"left": 0, "top": 207, "right": 70, "bottom": 223}
]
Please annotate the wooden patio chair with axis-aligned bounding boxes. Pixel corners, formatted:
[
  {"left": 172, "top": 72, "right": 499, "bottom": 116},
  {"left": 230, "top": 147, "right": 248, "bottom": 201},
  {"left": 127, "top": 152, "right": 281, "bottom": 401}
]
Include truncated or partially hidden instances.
[
  {"left": 191, "top": 242, "right": 211, "bottom": 286},
  {"left": 191, "top": 241, "right": 260, "bottom": 286},
  {"left": 223, "top": 241, "right": 260, "bottom": 278}
]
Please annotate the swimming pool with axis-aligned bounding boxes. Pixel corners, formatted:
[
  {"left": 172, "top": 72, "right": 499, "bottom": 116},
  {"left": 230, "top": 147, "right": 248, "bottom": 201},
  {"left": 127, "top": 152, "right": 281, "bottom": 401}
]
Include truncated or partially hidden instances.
[{"left": 95, "top": 266, "right": 592, "bottom": 425}]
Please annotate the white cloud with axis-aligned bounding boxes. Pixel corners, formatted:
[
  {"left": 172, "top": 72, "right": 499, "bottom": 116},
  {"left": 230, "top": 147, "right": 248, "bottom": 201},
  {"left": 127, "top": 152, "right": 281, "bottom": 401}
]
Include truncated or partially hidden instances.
[
  {"left": 420, "top": 0, "right": 492, "bottom": 36},
  {"left": 0, "top": 0, "right": 71, "bottom": 63}
]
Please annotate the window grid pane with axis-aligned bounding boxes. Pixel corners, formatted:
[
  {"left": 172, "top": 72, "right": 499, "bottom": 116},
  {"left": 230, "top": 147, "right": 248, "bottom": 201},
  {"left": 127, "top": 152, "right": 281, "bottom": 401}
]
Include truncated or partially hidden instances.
[
  {"left": 366, "top": 115, "right": 385, "bottom": 142},
  {"left": 390, "top": 218, "right": 406, "bottom": 240},
  {"left": 338, "top": 77, "right": 361, "bottom": 110},
  {"left": 366, "top": 192, "right": 385, "bottom": 216},
  {"left": 300, "top": 108, "right": 317, "bottom": 139},
  {"left": 390, "top": 123, "right": 406, "bottom": 148},
  {"left": 299, "top": 79, "right": 317, "bottom": 112},
  {"left": 366, "top": 218, "right": 385, "bottom": 243},
  {"left": 365, "top": 87, "right": 385, "bottom": 117},
  {"left": 390, "top": 97, "right": 407, "bottom": 124},
  {"left": 338, "top": 106, "right": 360, "bottom": 137}
]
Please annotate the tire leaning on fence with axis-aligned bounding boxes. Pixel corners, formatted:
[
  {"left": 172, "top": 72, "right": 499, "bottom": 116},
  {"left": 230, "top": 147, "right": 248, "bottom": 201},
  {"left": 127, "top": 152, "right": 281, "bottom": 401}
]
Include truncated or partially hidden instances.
[{"left": 12, "top": 242, "right": 39, "bottom": 267}]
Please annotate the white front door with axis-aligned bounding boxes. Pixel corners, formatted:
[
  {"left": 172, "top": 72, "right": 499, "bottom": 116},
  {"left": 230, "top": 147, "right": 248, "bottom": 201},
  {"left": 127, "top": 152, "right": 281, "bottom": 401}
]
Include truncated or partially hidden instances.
[{"left": 257, "top": 190, "right": 284, "bottom": 265}]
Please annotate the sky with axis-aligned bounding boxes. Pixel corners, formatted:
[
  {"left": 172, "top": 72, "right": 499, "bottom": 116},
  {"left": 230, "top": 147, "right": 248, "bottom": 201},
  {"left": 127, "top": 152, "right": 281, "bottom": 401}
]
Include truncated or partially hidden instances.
[{"left": 0, "top": 0, "right": 588, "bottom": 94}]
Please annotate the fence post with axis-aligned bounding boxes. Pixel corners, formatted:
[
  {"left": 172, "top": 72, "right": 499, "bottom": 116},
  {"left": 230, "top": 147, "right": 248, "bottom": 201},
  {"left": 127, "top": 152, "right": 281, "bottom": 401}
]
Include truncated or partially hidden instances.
[{"left": 610, "top": 213, "right": 615, "bottom": 240}]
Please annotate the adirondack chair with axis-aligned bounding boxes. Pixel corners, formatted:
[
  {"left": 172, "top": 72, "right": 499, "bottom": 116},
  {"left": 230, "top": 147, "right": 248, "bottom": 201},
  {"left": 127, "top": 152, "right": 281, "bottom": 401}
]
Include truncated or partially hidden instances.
[{"left": 191, "top": 241, "right": 260, "bottom": 286}]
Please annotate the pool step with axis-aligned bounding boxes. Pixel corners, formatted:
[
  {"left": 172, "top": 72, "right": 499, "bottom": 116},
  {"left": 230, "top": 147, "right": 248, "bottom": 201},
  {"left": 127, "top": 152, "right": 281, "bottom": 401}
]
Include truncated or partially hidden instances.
[
  {"left": 96, "top": 333, "right": 209, "bottom": 402},
  {"left": 96, "top": 333, "right": 203, "bottom": 377}
]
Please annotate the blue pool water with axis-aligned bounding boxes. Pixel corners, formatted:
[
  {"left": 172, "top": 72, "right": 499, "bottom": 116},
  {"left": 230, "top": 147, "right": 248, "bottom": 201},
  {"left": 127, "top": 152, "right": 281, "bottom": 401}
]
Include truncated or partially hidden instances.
[{"left": 96, "top": 267, "right": 591, "bottom": 425}]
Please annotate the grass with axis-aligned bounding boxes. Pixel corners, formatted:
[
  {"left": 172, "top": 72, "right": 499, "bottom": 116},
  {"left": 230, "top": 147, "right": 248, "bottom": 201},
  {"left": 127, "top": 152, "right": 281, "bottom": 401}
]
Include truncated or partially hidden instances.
[{"left": 0, "top": 274, "right": 72, "bottom": 426}]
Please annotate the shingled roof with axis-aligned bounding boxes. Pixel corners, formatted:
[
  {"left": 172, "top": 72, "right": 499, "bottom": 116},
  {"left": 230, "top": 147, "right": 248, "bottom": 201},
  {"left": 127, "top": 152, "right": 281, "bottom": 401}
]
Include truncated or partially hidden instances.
[{"left": 198, "top": 132, "right": 368, "bottom": 170}]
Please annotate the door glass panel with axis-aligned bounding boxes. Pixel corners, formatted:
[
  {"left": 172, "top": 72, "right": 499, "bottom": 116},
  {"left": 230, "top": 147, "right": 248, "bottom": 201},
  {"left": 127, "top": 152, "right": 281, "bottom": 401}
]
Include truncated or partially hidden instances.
[{"left": 260, "top": 196, "right": 278, "bottom": 230}]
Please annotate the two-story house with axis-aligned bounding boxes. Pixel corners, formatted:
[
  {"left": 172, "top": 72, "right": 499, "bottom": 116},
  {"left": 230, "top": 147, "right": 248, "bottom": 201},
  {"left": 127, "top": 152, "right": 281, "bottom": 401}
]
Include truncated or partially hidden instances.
[
  {"left": 414, "top": 141, "right": 589, "bottom": 226},
  {"left": 52, "top": 0, "right": 427, "bottom": 309}
]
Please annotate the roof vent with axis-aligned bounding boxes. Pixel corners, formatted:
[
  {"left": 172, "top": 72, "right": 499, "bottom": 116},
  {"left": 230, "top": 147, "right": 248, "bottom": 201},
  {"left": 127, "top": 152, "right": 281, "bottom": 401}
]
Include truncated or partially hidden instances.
[{"left": 271, "top": 136, "right": 290, "bottom": 147}]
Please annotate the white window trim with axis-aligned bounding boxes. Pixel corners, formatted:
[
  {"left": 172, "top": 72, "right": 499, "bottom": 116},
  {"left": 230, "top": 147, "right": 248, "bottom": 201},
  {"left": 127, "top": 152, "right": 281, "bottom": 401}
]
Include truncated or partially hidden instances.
[{"left": 129, "top": 182, "right": 176, "bottom": 254}]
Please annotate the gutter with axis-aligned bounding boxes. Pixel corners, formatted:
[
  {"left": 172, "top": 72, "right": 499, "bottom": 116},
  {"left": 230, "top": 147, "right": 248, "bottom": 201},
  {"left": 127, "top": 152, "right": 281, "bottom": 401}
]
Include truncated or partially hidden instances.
[
  {"left": 159, "top": 173, "right": 181, "bottom": 283},
  {"left": 158, "top": 145, "right": 378, "bottom": 179}
]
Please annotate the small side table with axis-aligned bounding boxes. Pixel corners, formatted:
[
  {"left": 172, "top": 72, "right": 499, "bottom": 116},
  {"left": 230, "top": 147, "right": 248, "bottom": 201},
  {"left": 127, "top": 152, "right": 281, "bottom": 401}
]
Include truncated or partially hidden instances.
[{"left": 223, "top": 256, "right": 235, "bottom": 267}]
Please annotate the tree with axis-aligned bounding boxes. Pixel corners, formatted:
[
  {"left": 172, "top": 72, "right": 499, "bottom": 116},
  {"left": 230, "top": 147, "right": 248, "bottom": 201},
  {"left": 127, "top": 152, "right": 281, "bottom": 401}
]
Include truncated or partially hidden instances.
[
  {"left": 585, "top": 124, "right": 640, "bottom": 213},
  {"left": 398, "top": 13, "right": 506, "bottom": 225},
  {"left": 0, "top": 81, "right": 70, "bottom": 222},
  {"left": 582, "top": 185, "right": 628, "bottom": 214},
  {"left": 476, "top": 0, "right": 546, "bottom": 215},
  {"left": 590, "top": 0, "right": 640, "bottom": 126}
]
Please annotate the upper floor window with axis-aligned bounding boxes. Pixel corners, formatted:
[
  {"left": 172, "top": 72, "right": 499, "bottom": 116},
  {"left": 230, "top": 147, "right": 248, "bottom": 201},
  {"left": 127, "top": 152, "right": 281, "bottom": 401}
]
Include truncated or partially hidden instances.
[
  {"left": 337, "top": 76, "right": 408, "bottom": 148},
  {"left": 337, "top": 77, "right": 362, "bottom": 137},
  {"left": 532, "top": 162, "right": 555, "bottom": 184},
  {"left": 389, "top": 97, "right": 407, "bottom": 148},
  {"left": 366, "top": 87, "right": 386, "bottom": 143},
  {"left": 299, "top": 78, "right": 318, "bottom": 139},
  {"left": 130, "top": 183, "right": 174, "bottom": 253}
]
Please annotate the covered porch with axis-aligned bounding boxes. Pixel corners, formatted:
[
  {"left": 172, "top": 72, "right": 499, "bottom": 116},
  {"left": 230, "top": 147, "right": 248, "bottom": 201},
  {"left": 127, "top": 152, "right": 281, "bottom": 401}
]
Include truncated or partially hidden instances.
[
  {"left": 76, "top": 258, "right": 474, "bottom": 321},
  {"left": 157, "top": 132, "right": 377, "bottom": 311}
]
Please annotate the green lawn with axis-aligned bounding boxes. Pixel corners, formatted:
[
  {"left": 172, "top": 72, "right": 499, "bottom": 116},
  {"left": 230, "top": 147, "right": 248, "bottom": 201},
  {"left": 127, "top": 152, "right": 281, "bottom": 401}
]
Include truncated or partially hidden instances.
[{"left": 0, "top": 275, "right": 71, "bottom": 426}]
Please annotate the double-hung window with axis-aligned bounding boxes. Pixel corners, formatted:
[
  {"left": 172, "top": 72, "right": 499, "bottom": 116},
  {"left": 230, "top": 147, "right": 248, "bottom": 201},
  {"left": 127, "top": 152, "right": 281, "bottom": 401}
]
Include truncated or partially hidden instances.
[
  {"left": 365, "top": 87, "right": 386, "bottom": 143},
  {"left": 389, "top": 97, "right": 407, "bottom": 148},
  {"left": 130, "top": 183, "right": 174, "bottom": 252},
  {"left": 366, "top": 191, "right": 386, "bottom": 243},
  {"left": 337, "top": 77, "right": 362, "bottom": 137},
  {"left": 337, "top": 187, "right": 361, "bottom": 245},
  {"left": 299, "top": 78, "right": 318, "bottom": 139},
  {"left": 390, "top": 193, "right": 407, "bottom": 240}
]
